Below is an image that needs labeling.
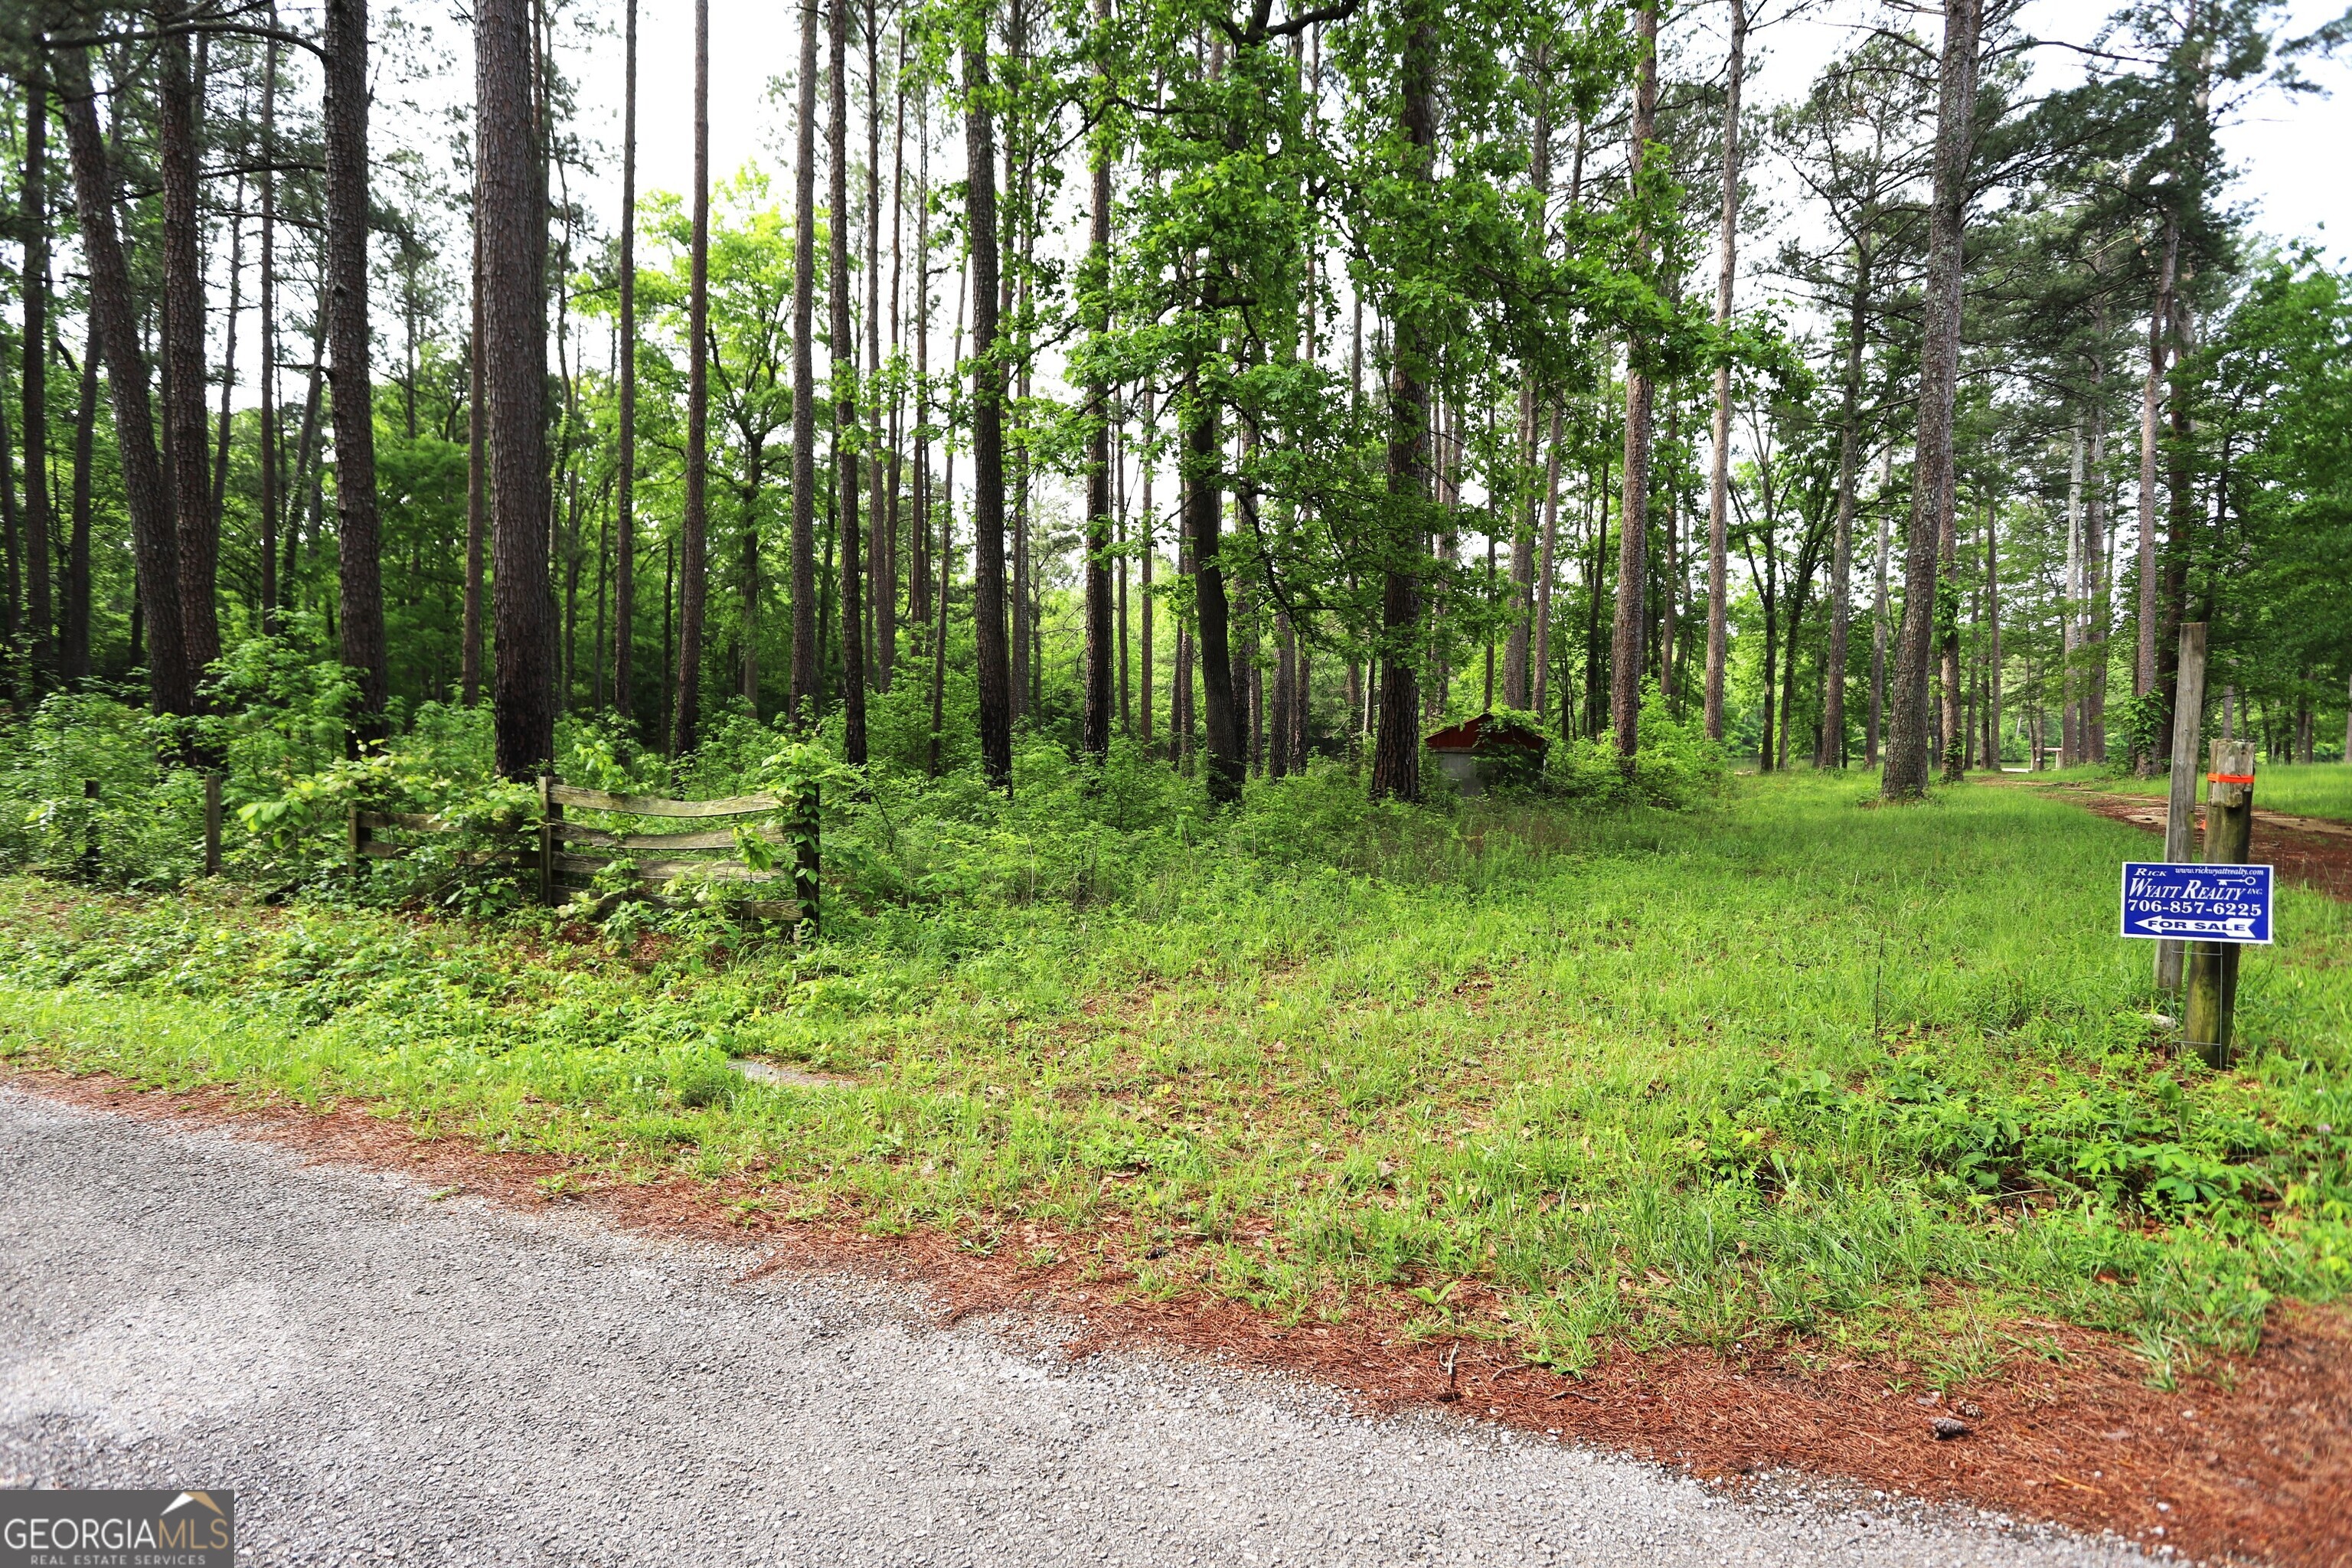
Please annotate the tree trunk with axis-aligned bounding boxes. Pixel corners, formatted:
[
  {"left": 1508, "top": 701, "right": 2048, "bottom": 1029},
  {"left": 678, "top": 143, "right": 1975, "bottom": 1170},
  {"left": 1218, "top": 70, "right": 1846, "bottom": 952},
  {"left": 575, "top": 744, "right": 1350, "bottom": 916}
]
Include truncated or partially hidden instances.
[
  {"left": 1867, "top": 444, "right": 1891, "bottom": 765},
  {"left": 866, "top": 0, "right": 890, "bottom": 694},
  {"left": 1185, "top": 379, "right": 1242, "bottom": 801},
  {"left": 325, "top": 0, "right": 387, "bottom": 737},
  {"left": 2085, "top": 390, "right": 2109, "bottom": 760},
  {"left": 2157, "top": 286, "right": 2197, "bottom": 782},
  {"left": 1985, "top": 497, "right": 2001, "bottom": 766},
  {"left": 1824, "top": 247, "right": 1868, "bottom": 767},
  {"left": 2134, "top": 214, "right": 2177, "bottom": 748},
  {"left": 612, "top": 0, "right": 638, "bottom": 723},
  {"left": 21, "top": 68, "right": 54, "bottom": 686},
  {"left": 966, "top": 37, "right": 1014, "bottom": 790},
  {"left": 1369, "top": 0, "right": 1438, "bottom": 803},
  {"left": 1702, "top": 0, "right": 1748, "bottom": 742},
  {"left": 1610, "top": 2, "right": 1660, "bottom": 769},
  {"left": 462, "top": 225, "right": 486, "bottom": 705},
  {"left": 831, "top": 0, "right": 868, "bottom": 762},
  {"left": 57, "top": 47, "right": 191, "bottom": 716},
  {"left": 64, "top": 322, "right": 98, "bottom": 683},
  {"left": 258, "top": 26, "right": 280, "bottom": 637},
  {"left": 481, "top": 0, "right": 557, "bottom": 776},
  {"left": 1530, "top": 401, "right": 1563, "bottom": 720},
  {"left": 1938, "top": 472, "right": 1962, "bottom": 781},
  {"left": 1584, "top": 461, "right": 1609, "bottom": 740},
  {"left": 1881, "top": 0, "right": 1981, "bottom": 801},
  {"left": 2061, "top": 413, "right": 2083, "bottom": 765},
  {"left": 909, "top": 84, "right": 930, "bottom": 635},
  {"left": 786, "top": 0, "right": 823, "bottom": 733},
  {"left": 1503, "top": 66, "right": 1552, "bottom": 711},
  {"left": 1080, "top": 0, "right": 1116, "bottom": 760},
  {"left": 211, "top": 178, "right": 244, "bottom": 533},
  {"left": 1139, "top": 390, "right": 1156, "bottom": 752},
  {"left": 160, "top": 29, "right": 220, "bottom": 679},
  {"left": 672, "top": 0, "right": 715, "bottom": 753}
]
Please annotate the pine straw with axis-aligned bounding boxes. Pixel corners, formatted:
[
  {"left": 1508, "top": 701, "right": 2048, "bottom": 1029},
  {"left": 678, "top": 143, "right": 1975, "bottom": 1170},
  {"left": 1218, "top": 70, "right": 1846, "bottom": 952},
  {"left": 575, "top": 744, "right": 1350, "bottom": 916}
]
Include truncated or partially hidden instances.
[{"left": 13, "top": 1069, "right": 2347, "bottom": 1568}]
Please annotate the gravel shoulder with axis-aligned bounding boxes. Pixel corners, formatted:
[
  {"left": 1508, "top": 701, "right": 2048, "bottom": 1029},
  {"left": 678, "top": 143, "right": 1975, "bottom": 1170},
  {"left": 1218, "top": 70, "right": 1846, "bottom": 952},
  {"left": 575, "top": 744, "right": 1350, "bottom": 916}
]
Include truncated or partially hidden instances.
[{"left": 0, "top": 1086, "right": 2147, "bottom": 1568}]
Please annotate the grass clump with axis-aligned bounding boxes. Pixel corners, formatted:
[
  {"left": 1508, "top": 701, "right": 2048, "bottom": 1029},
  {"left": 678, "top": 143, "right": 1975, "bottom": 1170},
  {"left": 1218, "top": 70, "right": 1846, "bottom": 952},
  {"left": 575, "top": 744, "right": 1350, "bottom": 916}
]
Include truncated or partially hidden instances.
[{"left": 2, "top": 769, "right": 2347, "bottom": 1387}]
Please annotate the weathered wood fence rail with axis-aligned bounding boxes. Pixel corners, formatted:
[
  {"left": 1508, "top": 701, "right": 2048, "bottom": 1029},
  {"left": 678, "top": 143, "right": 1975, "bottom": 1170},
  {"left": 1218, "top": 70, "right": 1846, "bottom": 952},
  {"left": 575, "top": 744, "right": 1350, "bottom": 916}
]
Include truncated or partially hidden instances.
[{"left": 347, "top": 777, "right": 802, "bottom": 917}]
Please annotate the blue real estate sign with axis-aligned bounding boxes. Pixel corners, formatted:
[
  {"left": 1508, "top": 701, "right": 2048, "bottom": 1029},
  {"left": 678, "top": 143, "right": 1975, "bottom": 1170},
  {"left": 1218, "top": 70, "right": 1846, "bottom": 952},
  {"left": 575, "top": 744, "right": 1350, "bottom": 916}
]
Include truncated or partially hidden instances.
[{"left": 2120, "top": 861, "right": 2274, "bottom": 944}]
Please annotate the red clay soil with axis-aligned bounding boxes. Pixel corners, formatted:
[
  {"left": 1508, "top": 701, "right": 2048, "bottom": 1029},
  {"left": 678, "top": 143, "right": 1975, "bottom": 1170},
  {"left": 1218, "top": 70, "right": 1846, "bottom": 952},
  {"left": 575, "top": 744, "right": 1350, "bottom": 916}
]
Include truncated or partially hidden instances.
[
  {"left": 10, "top": 1070, "right": 2348, "bottom": 1567},
  {"left": 2017, "top": 782, "right": 2352, "bottom": 903}
]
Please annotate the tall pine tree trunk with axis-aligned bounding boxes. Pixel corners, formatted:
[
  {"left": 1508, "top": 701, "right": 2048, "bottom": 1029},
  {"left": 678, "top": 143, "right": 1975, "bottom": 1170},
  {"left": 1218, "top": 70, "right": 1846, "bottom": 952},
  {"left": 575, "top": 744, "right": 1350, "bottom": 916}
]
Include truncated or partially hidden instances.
[
  {"left": 57, "top": 47, "right": 191, "bottom": 716},
  {"left": 326, "top": 0, "right": 387, "bottom": 737},
  {"left": 612, "top": 0, "right": 638, "bottom": 722},
  {"left": 1503, "top": 64, "right": 1551, "bottom": 711},
  {"left": 2132, "top": 215, "right": 2176, "bottom": 774},
  {"left": 210, "top": 183, "right": 243, "bottom": 528},
  {"left": 1867, "top": 444, "right": 1891, "bottom": 765},
  {"left": 675, "top": 0, "right": 715, "bottom": 753},
  {"left": 462, "top": 225, "right": 485, "bottom": 704},
  {"left": 1701, "top": 0, "right": 1746, "bottom": 742},
  {"left": 1370, "top": 0, "right": 1438, "bottom": 802},
  {"left": 831, "top": 0, "right": 868, "bottom": 762},
  {"left": 1080, "top": 0, "right": 1116, "bottom": 760},
  {"left": 64, "top": 322, "right": 98, "bottom": 683},
  {"left": 1531, "top": 402, "right": 1562, "bottom": 720},
  {"left": 21, "top": 69, "right": 54, "bottom": 685},
  {"left": 160, "top": 29, "right": 220, "bottom": 678},
  {"left": 866, "top": 0, "right": 890, "bottom": 694},
  {"left": 788, "top": 0, "right": 823, "bottom": 730},
  {"left": 1610, "top": 2, "right": 1659, "bottom": 768},
  {"left": 480, "top": 0, "right": 556, "bottom": 776},
  {"left": 1824, "top": 247, "right": 1869, "bottom": 767},
  {"left": 258, "top": 26, "right": 280, "bottom": 637},
  {"left": 965, "top": 36, "right": 1013, "bottom": 790},
  {"left": 1881, "top": 0, "right": 1981, "bottom": 801}
]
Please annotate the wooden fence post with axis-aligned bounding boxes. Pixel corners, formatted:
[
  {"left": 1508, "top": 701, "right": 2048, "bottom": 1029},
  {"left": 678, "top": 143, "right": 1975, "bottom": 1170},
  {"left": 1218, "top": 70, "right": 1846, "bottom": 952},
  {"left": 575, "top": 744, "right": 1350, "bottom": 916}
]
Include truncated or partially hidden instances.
[
  {"left": 537, "top": 775, "right": 558, "bottom": 906},
  {"left": 2184, "top": 738, "right": 2256, "bottom": 1067},
  {"left": 81, "top": 780, "right": 100, "bottom": 882},
  {"left": 203, "top": 773, "right": 223, "bottom": 877},
  {"left": 347, "top": 805, "right": 369, "bottom": 880},
  {"left": 2156, "top": 621, "right": 2208, "bottom": 991}
]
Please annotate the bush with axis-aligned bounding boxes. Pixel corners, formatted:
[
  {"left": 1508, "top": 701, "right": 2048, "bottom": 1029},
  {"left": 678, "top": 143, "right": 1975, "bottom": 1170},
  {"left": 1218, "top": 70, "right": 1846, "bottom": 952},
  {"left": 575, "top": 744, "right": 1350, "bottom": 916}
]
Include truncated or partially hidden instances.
[
  {"left": 1545, "top": 684, "right": 1727, "bottom": 809},
  {"left": 0, "top": 690, "right": 204, "bottom": 888}
]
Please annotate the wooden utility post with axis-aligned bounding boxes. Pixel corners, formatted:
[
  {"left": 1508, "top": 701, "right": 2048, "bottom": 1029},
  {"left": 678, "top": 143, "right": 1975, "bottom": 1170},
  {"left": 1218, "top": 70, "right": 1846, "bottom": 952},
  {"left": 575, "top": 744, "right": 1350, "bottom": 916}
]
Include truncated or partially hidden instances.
[
  {"left": 203, "top": 773, "right": 223, "bottom": 877},
  {"left": 2155, "top": 621, "right": 2207, "bottom": 991},
  {"left": 537, "top": 774, "right": 560, "bottom": 906},
  {"left": 2184, "top": 739, "right": 2256, "bottom": 1067}
]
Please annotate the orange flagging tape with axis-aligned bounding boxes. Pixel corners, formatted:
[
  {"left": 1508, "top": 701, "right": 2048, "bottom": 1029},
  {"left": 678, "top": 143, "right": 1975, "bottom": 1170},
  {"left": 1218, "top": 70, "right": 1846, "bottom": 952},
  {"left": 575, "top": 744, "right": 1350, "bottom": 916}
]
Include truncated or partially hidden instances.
[{"left": 2208, "top": 773, "right": 2256, "bottom": 784}]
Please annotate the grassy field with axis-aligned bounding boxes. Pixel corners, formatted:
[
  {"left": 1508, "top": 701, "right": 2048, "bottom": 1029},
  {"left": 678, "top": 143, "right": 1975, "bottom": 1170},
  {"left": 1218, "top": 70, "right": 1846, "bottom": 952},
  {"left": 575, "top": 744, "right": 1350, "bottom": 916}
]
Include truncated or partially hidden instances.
[
  {"left": 5, "top": 770, "right": 2347, "bottom": 1387},
  {"left": 2042, "top": 760, "right": 2352, "bottom": 822}
]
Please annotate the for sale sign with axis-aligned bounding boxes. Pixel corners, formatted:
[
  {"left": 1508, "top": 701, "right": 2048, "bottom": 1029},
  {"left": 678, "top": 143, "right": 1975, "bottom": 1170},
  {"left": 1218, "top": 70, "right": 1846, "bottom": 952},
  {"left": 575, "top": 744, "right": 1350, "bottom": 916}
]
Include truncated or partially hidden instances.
[{"left": 2120, "top": 861, "right": 2274, "bottom": 944}]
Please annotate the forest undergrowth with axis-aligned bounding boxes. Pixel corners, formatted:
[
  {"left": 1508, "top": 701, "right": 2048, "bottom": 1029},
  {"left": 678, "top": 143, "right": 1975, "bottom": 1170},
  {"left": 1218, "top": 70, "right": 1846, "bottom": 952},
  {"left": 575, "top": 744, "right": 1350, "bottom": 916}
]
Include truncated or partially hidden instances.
[{"left": 2, "top": 696, "right": 2348, "bottom": 1390}]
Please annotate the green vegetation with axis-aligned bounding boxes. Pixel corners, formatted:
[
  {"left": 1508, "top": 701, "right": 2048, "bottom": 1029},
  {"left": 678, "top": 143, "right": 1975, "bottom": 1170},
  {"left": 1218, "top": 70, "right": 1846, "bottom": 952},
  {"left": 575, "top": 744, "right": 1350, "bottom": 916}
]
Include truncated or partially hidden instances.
[{"left": 7, "top": 769, "right": 2346, "bottom": 1387}]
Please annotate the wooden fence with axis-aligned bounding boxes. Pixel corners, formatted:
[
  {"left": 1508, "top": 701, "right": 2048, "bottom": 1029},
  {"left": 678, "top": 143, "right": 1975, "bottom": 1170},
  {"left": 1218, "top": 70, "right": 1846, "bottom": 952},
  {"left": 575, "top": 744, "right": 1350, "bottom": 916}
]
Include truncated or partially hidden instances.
[{"left": 348, "top": 776, "right": 802, "bottom": 916}]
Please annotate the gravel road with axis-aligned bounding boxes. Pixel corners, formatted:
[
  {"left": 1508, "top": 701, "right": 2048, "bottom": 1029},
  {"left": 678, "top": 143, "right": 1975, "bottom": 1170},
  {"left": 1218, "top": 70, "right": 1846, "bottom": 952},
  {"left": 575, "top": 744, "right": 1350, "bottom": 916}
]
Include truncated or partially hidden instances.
[{"left": 0, "top": 1087, "right": 2145, "bottom": 1567}]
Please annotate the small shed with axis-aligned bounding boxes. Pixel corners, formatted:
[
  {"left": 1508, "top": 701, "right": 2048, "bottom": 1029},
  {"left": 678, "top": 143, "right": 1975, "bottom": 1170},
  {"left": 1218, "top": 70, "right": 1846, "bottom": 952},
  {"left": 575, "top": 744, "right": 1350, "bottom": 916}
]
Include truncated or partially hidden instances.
[{"left": 1424, "top": 712, "right": 1550, "bottom": 797}]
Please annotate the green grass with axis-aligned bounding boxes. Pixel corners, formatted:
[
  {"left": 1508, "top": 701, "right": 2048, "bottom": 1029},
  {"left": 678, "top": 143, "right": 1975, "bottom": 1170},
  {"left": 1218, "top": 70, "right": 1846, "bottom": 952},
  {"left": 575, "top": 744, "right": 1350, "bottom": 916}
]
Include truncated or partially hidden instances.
[
  {"left": 2041, "top": 760, "right": 2352, "bottom": 822},
  {"left": 5, "top": 771, "right": 2349, "bottom": 1386}
]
